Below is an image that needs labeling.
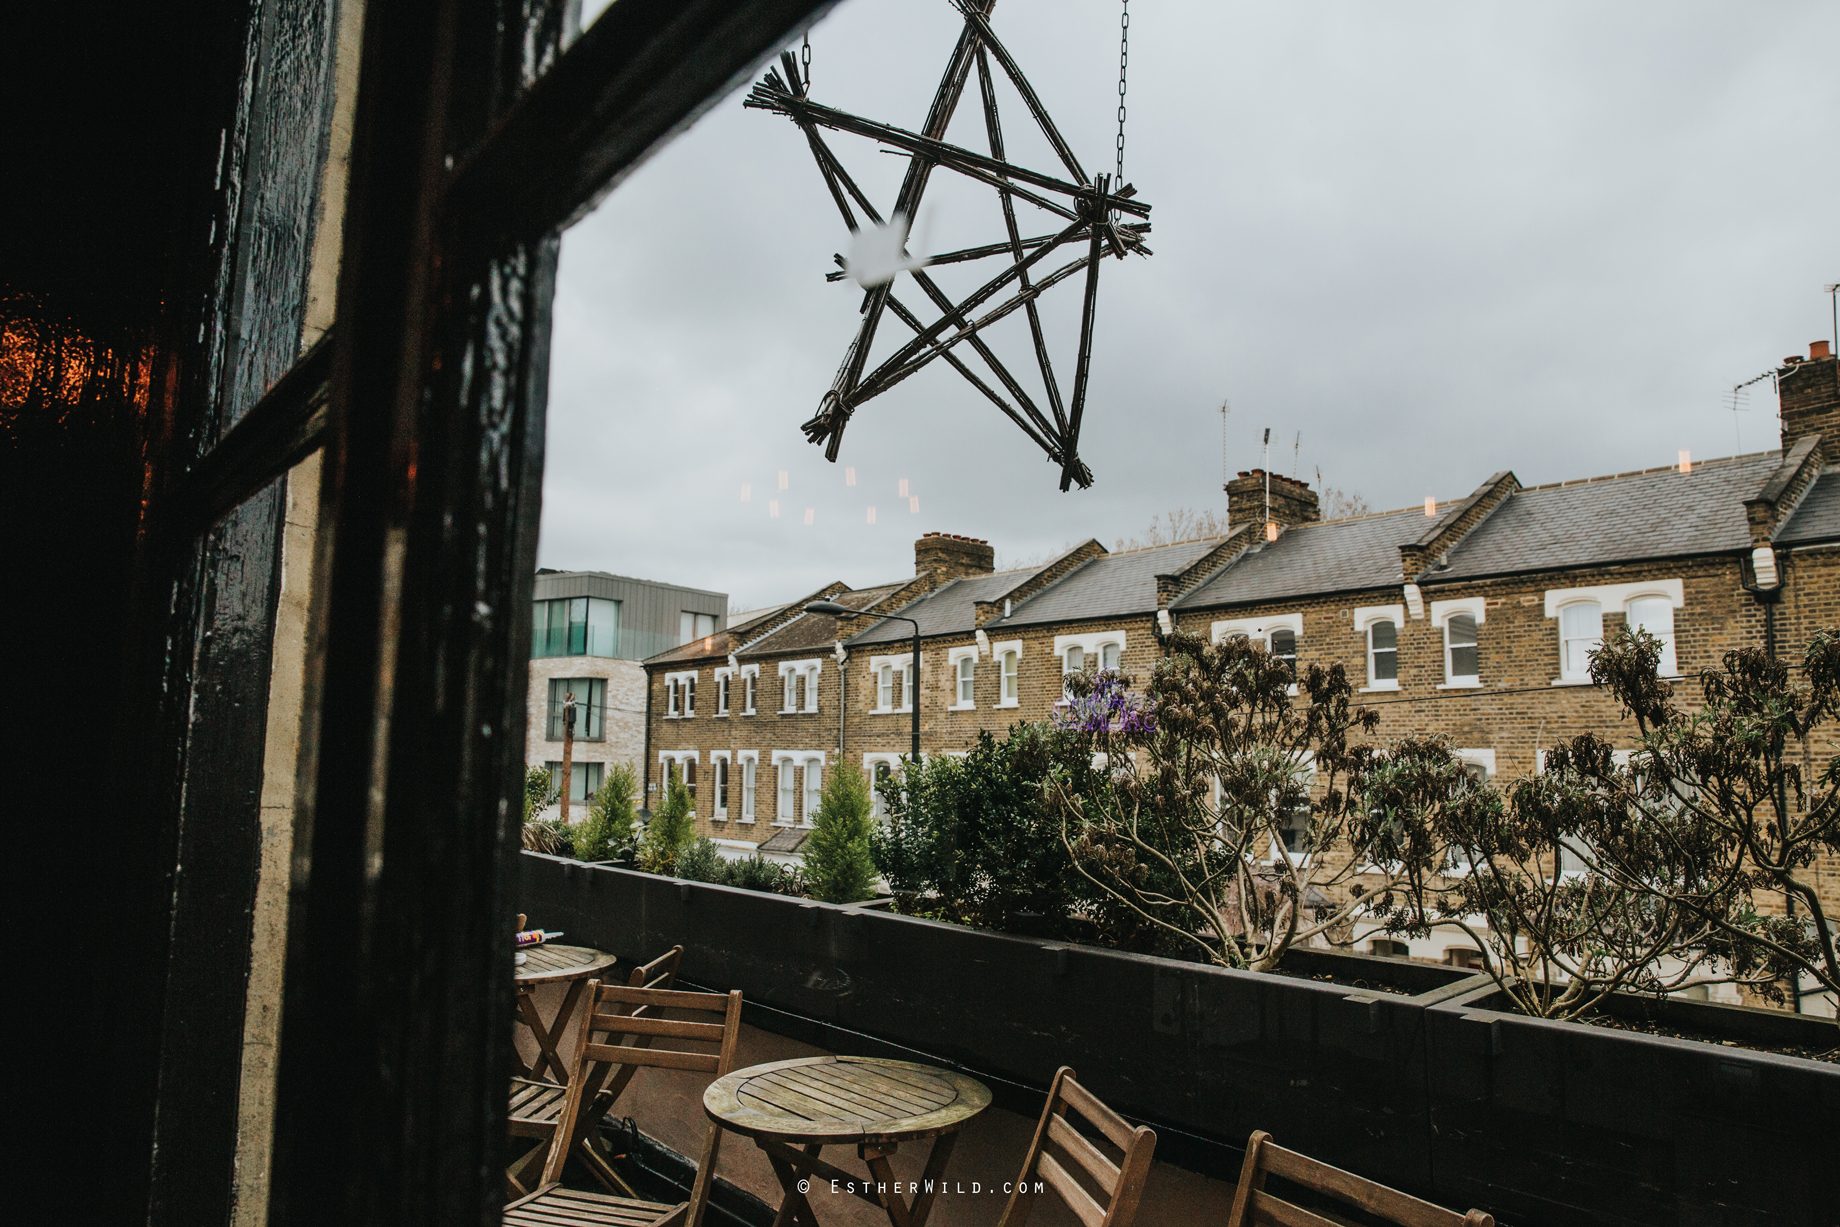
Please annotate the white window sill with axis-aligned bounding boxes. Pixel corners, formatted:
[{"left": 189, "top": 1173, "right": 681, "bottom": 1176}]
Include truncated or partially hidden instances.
[
  {"left": 738, "top": 816, "right": 755, "bottom": 824},
  {"left": 1437, "top": 679, "right": 1482, "bottom": 690},
  {"left": 804, "top": 708, "right": 820, "bottom": 715},
  {"left": 997, "top": 699, "right": 1020, "bottom": 709},
  {"left": 710, "top": 813, "right": 726, "bottom": 823},
  {"left": 872, "top": 707, "right": 914, "bottom": 715},
  {"left": 772, "top": 819, "right": 794, "bottom": 827},
  {"left": 1550, "top": 677, "right": 1596, "bottom": 687},
  {"left": 1358, "top": 682, "right": 1400, "bottom": 693},
  {"left": 742, "top": 709, "right": 756, "bottom": 716},
  {"left": 714, "top": 712, "right": 728, "bottom": 718},
  {"left": 948, "top": 702, "right": 976, "bottom": 711}
]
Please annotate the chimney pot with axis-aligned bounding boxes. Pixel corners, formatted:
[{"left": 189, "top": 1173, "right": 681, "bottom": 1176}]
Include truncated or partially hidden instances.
[{"left": 1814, "top": 340, "right": 1834, "bottom": 360}]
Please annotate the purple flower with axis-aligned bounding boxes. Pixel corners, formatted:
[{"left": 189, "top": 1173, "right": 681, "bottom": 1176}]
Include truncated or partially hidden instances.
[{"left": 1052, "top": 671, "right": 1156, "bottom": 734}]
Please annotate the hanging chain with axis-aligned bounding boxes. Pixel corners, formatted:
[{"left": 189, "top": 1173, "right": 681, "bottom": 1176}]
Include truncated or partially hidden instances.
[
  {"left": 1114, "top": 0, "right": 1129, "bottom": 187},
  {"left": 801, "top": 31, "right": 812, "bottom": 95}
]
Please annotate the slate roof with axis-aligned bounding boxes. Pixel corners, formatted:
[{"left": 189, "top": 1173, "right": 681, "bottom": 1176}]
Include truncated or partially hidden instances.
[
  {"left": 1000, "top": 538, "right": 1227, "bottom": 628},
  {"left": 644, "top": 630, "right": 742, "bottom": 666},
  {"left": 1434, "top": 452, "right": 1780, "bottom": 581},
  {"left": 1775, "top": 469, "right": 1840, "bottom": 546},
  {"left": 845, "top": 567, "right": 1042, "bottom": 648},
  {"left": 642, "top": 600, "right": 801, "bottom": 666},
  {"left": 743, "top": 580, "right": 914, "bottom": 655},
  {"left": 1174, "top": 512, "right": 1422, "bottom": 609}
]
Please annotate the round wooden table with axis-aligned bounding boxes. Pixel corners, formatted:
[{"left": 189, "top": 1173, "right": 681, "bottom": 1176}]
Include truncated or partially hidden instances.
[
  {"left": 513, "top": 942, "right": 616, "bottom": 1084},
  {"left": 704, "top": 1055, "right": 991, "bottom": 1227}
]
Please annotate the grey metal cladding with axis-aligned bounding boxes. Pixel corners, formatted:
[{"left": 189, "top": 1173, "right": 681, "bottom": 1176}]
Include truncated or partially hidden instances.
[
  {"left": 1176, "top": 514, "right": 1421, "bottom": 609},
  {"left": 532, "top": 570, "right": 728, "bottom": 661},
  {"left": 1435, "top": 453, "right": 1779, "bottom": 580},
  {"left": 1775, "top": 469, "right": 1840, "bottom": 546}
]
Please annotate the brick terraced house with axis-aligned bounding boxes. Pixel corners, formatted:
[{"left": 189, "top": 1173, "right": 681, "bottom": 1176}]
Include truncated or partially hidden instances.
[{"left": 644, "top": 342, "right": 1840, "bottom": 1011}]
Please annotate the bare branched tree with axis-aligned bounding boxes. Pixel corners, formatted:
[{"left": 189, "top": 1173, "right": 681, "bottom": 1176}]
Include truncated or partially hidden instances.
[
  {"left": 1113, "top": 507, "right": 1232, "bottom": 552},
  {"left": 1376, "top": 626, "right": 1840, "bottom": 1028},
  {"left": 1319, "top": 485, "right": 1371, "bottom": 519},
  {"left": 1045, "top": 633, "right": 1463, "bottom": 971}
]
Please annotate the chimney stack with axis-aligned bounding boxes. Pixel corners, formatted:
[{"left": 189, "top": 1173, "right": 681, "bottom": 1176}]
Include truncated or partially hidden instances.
[
  {"left": 1778, "top": 341, "right": 1840, "bottom": 452},
  {"left": 915, "top": 532, "right": 995, "bottom": 583},
  {"left": 1225, "top": 470, "right": 1320, "bottom": 534}
]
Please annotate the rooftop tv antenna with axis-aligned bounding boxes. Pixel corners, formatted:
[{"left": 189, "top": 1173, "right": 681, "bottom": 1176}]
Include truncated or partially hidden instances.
[
  {"left": 1263, "top": 427, "right": 1271, "bottom": 533},
  {"left": 1218, "top": 398, "right": 1230, "bottom": 490},
  {"left": 1727, "top": 368, "right": 1777, "bottom": 454},
  {"left": 1292, "top": 430, "right": 1301, "bottom": 480}
]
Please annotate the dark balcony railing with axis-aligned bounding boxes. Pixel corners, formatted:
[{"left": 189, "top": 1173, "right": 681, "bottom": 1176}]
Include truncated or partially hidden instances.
[{"left": 521, "top": 852, "right": 1839, "bottom": 1227}]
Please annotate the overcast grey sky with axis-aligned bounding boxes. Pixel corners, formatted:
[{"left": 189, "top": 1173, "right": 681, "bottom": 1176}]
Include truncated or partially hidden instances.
[{"left": 539, "top": 0, "right": 1839, "bottom": 612}]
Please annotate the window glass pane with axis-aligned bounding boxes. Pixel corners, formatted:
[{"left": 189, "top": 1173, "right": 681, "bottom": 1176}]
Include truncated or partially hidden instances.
[
  {"left": 1627, "top": 597, "right": 1676, "bottom": 673},
  {"left": 680, "top": 611, "right": 694, "bottom": 644},
  {"left": 587, "top": 598, "right": 619, "bottom": 657},
  {"left": 532, "top": 602, "right": 548, "bottom": 657},
  {"left": 804, "top": 759, "right": 822, "bottom": 823},
  {"left": 1101, "top": 643, "right": 1120, "bottom": 671},
  {"left": 1065, "top": 646, "right": 1084, "bottom": 672},
  {"left": 567, "top": 598, "right": 588, "bottom": 655},
  {"left": 1277, "top": 802, "right": 1310, "bottom": 853},
  {"left": 696, "top": 612, "right": 716, "bottom": 639},
  {"left": 778, "top": 763, "right": 794, "bottom": 821},
  {"left": 957, "top": 656, "right": 973, "bottom": 701},
  {"left": 1269, "top": 628, "right": 1296, "bottom": 660},
  {"left": 1561, "top": 601, "right": 1602, "bottom": 675},
  {"left": 1002, "top": 652, "right": 1017, "bottom": 699},
  {"left": 1369, "top": 620, "right": 1397, "bottom": 681},
  {"left": 1447, "top": 613, "right": 1478, "bottom": 678},
  {"left": 877, "top": 665, "right": 891, "bottom": 708}
]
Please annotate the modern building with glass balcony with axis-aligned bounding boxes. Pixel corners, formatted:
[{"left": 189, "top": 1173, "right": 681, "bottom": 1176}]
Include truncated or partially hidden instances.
[{"left": 528, "top": 569, "right": 726, "bottom": 814}]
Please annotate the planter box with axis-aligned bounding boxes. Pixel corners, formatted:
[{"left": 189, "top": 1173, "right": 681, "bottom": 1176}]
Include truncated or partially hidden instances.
[
  {"left": 521, "top": 852, "right": 1839, "bottom": 1226},
  {"left": 1425, "top": 981, "right": 1838, "bottom": 1227}
]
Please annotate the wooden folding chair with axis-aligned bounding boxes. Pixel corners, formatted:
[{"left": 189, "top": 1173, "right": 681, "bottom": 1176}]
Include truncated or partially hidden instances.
[
  {"left": 504, "top": 980, "right": 742, "bottom": 1227},
  {"left": 996, "top": 1066, "right": 1158, "bottom": 1227},
  {"left": 1224, "top": 1130, "right": 1495, "bottom": 1227},
  {"left": 509, "top": 945, "right": 684, "bottom": 1194}
]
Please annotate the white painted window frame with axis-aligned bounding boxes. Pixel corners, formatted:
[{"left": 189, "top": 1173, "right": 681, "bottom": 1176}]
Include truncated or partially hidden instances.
[
  {"left": 663, "top": 670, "right": 697, "bottom": 717},
  {"left": 1431, "top": 597, "right": 1486, "bottom": 689},
  {"left": 777, "top": 658, "right": 822, "bottom": 713},
  {"left": 710, "top": 751, "right": 731, "bottom": 820},
  {"left": 1055, "top": 631, "right": 1126, "bottom": 673},
  {"left": 802, "top": 753, "right": 823, "bottom": 827},
  {"left": 862, "top": 752, "right": 902, "bottom": 821},
  {"left": 1353, "top": 605, "right": 1404, "bottom": 692},
  {"left": 771, "top": 750, "right": 826, "bottom": 826},
  {"left": 870, "top": 653, "right": 914, "bottom": 713},
  {"left": 947, "top": 645, "right": 978, "bottom": 710},
  {"left": 1211, "top": 614, "right": 1302, "bottom": 694},
  {"left": 739, "top": 664, "right": 759, "bottom": 714},
  {"left": 1544, "top": 579, "right": 1683, "bottom": 684},
  {"left": 1535, "top": 747, "right": 1631, "bottom": 876},
  {"left": 713, "top": 666, "right": 733, "bottom": 716},
  {"left": 657, "top": 750, "right": 700, "bottom": 818},
  {"left": 738, "top": 751, "right": 758, "bottom": 823},
  {"left": 1445, "top": 748, "right": 1497, "bottom": 871},
  {"left": 992, "top": 640, "right": 1022, "bottom": 707}
]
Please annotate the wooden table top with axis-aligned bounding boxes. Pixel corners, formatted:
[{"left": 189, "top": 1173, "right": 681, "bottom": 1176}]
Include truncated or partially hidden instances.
[
  {"left": 704, "top": 1056, "right": 992, "bottom": 1146},
  {"left": 513, "top": 942, "right": 616, "bottom": 986}
]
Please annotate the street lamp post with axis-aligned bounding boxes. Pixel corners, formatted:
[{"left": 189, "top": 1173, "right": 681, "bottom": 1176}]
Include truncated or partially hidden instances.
[{"left": 804, "top": 601, "right": 920, "bottom": 764}]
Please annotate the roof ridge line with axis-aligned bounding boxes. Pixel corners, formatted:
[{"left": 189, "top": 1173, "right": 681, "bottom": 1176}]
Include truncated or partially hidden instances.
[{"left": 1517, "top": 449, "right": 1779, "bottom": 493}]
